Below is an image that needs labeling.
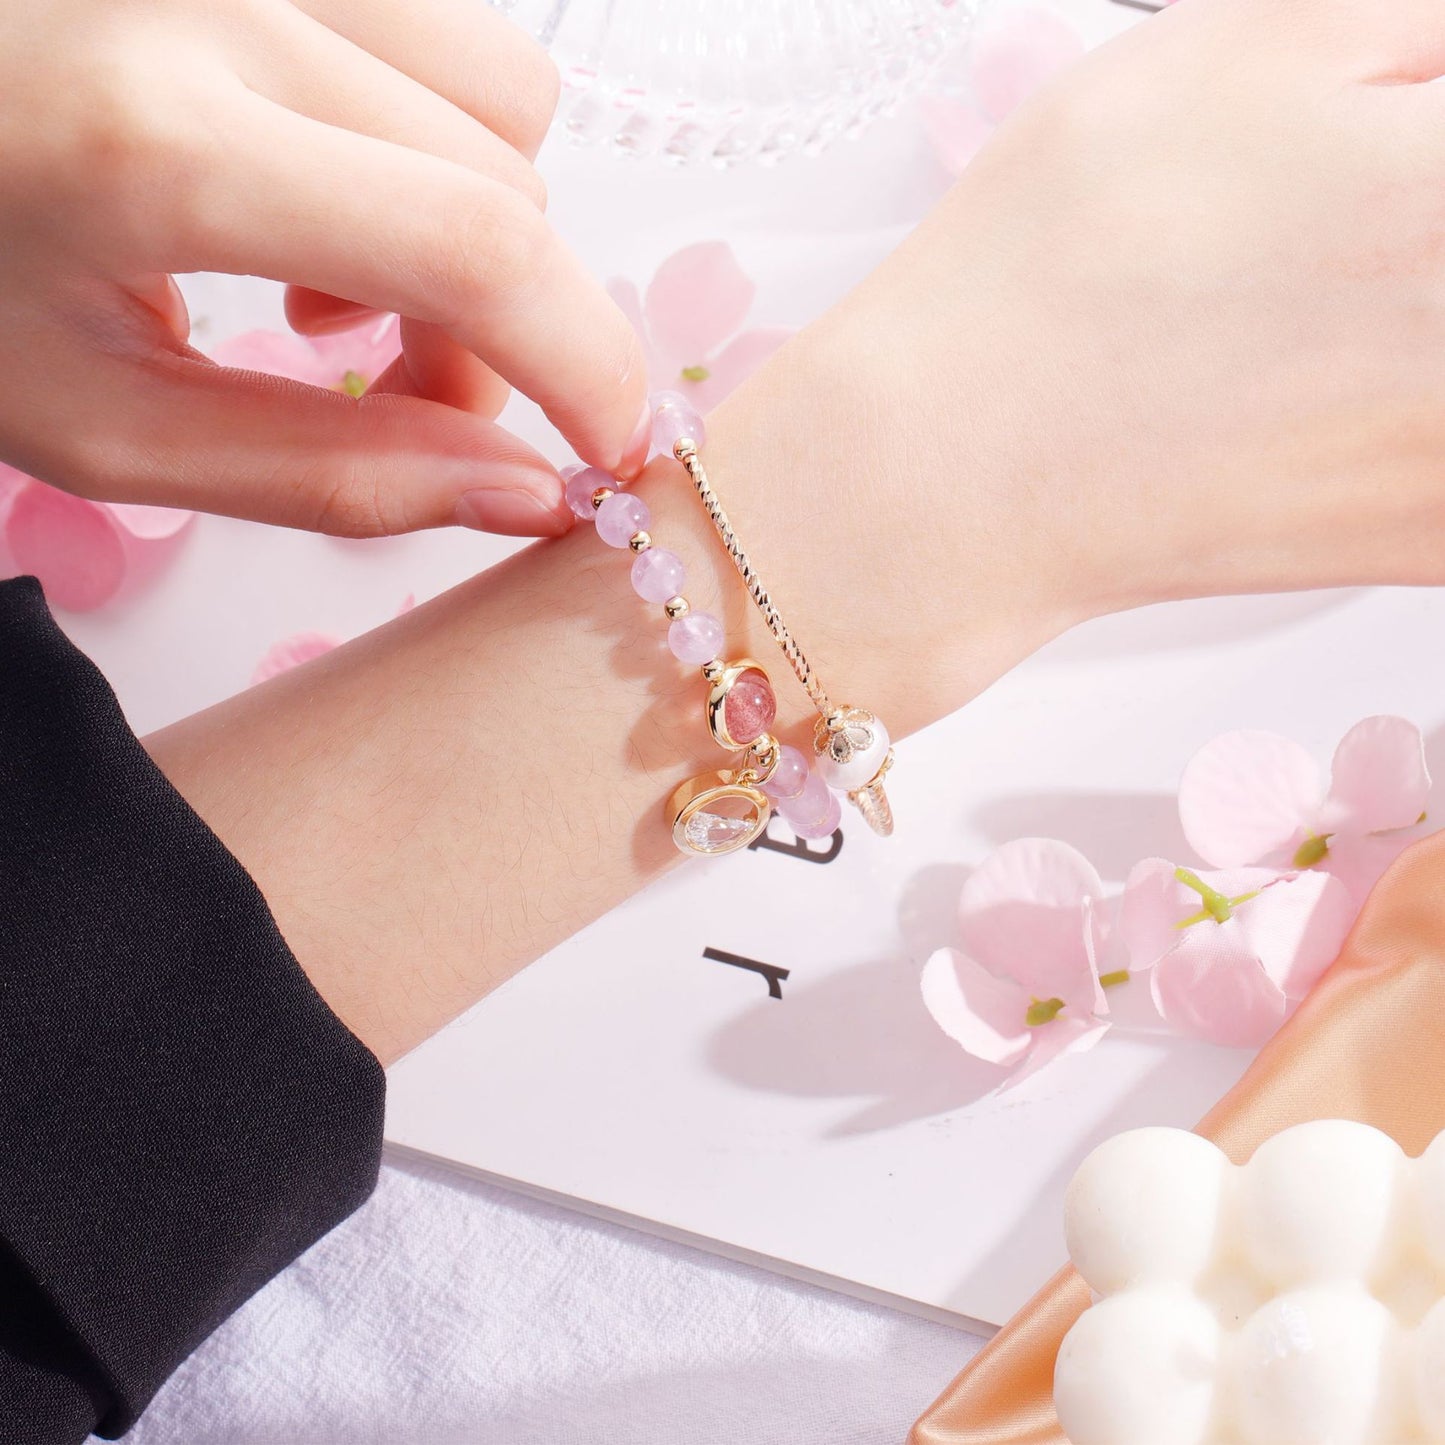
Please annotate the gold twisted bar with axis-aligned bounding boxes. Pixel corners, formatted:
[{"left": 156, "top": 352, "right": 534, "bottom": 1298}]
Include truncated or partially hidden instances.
[
  {"left": 673, "top": 437, "right": 895, "bottom": 838},
  {"left": 673, "top": 438, "right": 835, "bottom": 717}
]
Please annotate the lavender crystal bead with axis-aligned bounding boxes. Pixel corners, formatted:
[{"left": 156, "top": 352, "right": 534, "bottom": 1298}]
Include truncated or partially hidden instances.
[
  {"left": 788, "top": 789, "right": 842, "bottom": 840},
  {"left": 565, "top": 465, "right": 613, "bottom": 521},
  {"left": 652, "top": 390, "right": 706, "bottom": 455},
  {"left": 778, "top": 771, "right": 834, "bottom": 832},
  {"left": 631, "top": 547, "right": 686, "bottom": 603},
  {"left": 761, "top": 745, "right": 810, "bottom": 802},
  {"left": 668, "top": 611, "right": 723, "bottom": 665},
  {"left": 595, "top": 491, "right": 651, "bottom": 547}
]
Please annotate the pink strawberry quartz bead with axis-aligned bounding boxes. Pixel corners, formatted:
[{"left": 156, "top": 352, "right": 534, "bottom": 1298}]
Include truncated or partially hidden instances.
[
  {"left": 779, "top": 772, "right": 843, "bottom": 839},
  {"left": 595, "top": 491, "right": 650, "bottom": 547},
  {"left": 565, "top": 465, "right": 613, "bottom": 521},
  {"left": 668, "top": 612, "right": 724, "bottom": 665},
  {"left": 652, "top": 391, "right": 706, "bottom": 455},
  {"left": 761, "top": 745, "right": 810, "bottom": 802},
  {"left": 631, "top": 548, "right": 686, "bottom": 603},
  {"left": 722, "top": 669, "right": 777, "bottom": 746}
]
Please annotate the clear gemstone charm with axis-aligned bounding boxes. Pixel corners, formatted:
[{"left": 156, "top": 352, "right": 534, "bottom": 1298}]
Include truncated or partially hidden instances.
[
  {"left": 667, "top": 770, "right": 771, "bottom": 857},
  {"left": 684, "top": 810, "right": 754, "bottom": 853}
]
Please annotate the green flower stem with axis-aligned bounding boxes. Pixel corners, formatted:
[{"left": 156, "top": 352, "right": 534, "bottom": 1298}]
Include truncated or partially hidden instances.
[{"left": 1173, "top": 867, "right": 1261, "bottom": 928}]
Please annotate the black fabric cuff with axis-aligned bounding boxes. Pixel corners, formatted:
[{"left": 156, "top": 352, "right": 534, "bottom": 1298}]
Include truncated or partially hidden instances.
[{"left": 0, "top": 577, "right": 385, "bottom": 1440}]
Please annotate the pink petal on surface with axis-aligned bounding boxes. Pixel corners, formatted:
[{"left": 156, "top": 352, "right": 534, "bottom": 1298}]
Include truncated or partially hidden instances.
[
  {"left": 969, "top": 8, "right": 1087, "bottom": 124},
  {"left": 105, "top": 503, "right": 195, "bottom": 540},
  {"left": 0, "top": 461, "right": 27, "bottom": 506},
  {"left": 1150, "top": 931, "right": 1290, "bottom": 1049},
  {"left": 1322, "top": 715, "right": 1431, "bottom": 837},
  {"left": 212, "top": 330, "right": 333, "bottom": 386},
  {"left": 251, "top": 632, "right": 343, "bottom": 685},
  {"left": 1002, "top": 1017, "right": 1110, "bottom": 1092},
  {"left": 5, "top": 484, "right": 126, "bottom": 612},
  {"left": 685, "top": 326, "right": 794, "bottom": 413},
  {"left": 1118, "top": 858, "right": 1282, "bottom": 973},
  {"left": 307, "top": 314, "right": 402, "bottom": 385},
  {"left": 958, "top": 838, "right": 1105, "bottom": 1011},
  {"left": 1323, "top": 831, "right": 1422, "bottom": 906},
  {"left": 1178, "top": 729, "right": 1322, "bottom": 869},
  {"left": 1234, "top": 872, "right": 1355, "bottom": 1001},
  {"left": 644, "top": 242, "right": 756, "bottom": 371},
  {"left": 920, "top": 95, "right": 997, "bottom": 177},
  {"left": 920, "top": 948, "right": 1033, "bottom": 1067}
]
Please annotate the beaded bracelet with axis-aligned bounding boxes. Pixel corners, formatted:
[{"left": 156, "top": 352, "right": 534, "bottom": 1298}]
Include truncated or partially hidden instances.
[
  {"left": 563, "top": 454, "right": 841, "bottom": 858},
  {"left": 652, "top": 391, "right": 895, "bottom": 838},
  {"left": 564, "top": 392, "right": 894, "bottom": 858}
]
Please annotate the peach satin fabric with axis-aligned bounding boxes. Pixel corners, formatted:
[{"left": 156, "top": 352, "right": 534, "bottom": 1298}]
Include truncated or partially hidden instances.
[{"left": 909, "top": 831, "right": 1445, "bottom": 1445}]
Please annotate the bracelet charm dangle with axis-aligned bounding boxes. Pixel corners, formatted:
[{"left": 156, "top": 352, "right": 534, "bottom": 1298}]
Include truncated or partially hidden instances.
[
  {"left": 668, "top": 770, "right": 772, "bottom": 856},
  {"left": 814, "top": 707, "right": 894, "bottom": 838}
]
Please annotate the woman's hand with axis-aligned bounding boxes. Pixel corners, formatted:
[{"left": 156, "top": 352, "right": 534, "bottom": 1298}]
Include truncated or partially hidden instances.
[
  {"left": 700, "top": 0, "right": 1445, "bottom": 729},
  {"left": 0, "top": 0, "right": 649, "bottom": 538}
]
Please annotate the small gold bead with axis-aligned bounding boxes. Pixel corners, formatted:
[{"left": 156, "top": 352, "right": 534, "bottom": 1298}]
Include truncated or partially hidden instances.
[
  {"left": 590, "top": 486, "right": 614, "bottom": 510},
  {"left": 628, "top": 530, "right": 652, "bottom": 553},
  {"left": 674, "top": 439, "right": 697, "bottom": 461},
  {"left": 701, "top": 660, "right": 725, "bottom": 682},
  {"left": 664, "top": 596, "right": 690, "bottom": 620}
]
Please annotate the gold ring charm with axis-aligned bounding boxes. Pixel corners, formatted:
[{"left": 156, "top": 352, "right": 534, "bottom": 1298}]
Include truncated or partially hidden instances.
[
  {"left": 703, "top": 657, "right": 779, "bottom": 752},
  {"left": 668, "top": 771, "right": 772, "bottom": 856}
]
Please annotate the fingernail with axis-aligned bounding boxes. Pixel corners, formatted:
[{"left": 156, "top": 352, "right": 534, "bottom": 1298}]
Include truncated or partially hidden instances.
[
  {"left": 455, "top": 486, "right": 570, "bottom": 537},
  {"left": 616, "top": 398, "right": 654, "bottom": 480}
]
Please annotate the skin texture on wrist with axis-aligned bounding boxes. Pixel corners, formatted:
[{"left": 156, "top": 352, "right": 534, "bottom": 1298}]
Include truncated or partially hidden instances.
[{"left": 145, "top": 357, "right": 1068, "bottom": 1066}]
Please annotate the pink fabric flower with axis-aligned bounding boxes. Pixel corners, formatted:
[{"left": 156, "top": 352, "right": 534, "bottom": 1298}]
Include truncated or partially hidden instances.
[
  {"left": 1178, "top": 717, "right": 1431, "bottom": 904},
  {"left": 607, "top": 242, "right": 792, "bottom": 414},
  {"left": 251, "top": 594, "right": 415, "bottom": 684},
  {"left": 1119, "top": 860, "right": 1355, "bottom": 1048},
  {"left": 212, "top": 314, "right": 402, "bottom": 395},
  {"left": 251, "top": 632, "right": 344, "bottom": 685},
  {"left": 0, "top": 461, "right": 193, "bottom": 613},
  {"left": 921, "top": 838, "right": 1113, "bottom": 1086},
  {"left": 923, "top": 8, "right": 1086, "bottom": 177}
]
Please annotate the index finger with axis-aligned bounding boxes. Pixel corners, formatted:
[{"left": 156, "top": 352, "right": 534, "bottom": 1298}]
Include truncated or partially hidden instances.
[{"left": 189, "top": 100, "right": 649, "bottom": 475}]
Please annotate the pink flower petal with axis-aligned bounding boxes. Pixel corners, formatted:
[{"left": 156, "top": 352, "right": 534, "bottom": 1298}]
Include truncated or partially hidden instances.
[
  {"left": 686, "top": 326, "right": 793, "bottom": 413},
  {"left": 105, "top": 503, "right": 195, "bottom": 540},
  {"left": 1002, "top": 1017, "right": 1110, "bottom": 1092},
  {"left": 958, "top": 837, "right": 1104, "bottom": 1011},
  {"left": 251, "top": 632, "right": 343, "bottom": 685},
  {"left": 608, "top": 277, "right": 670, "bottom": 384},
  {"left": 1178, "top": 730, "right": 1322, "bottom": 869},
  {"left": 5, "top": 483, "right": 126, "bottom": 612},
  {"left": 0, "top": 461, "right": 28, "bottom": 507},
  {"left": 1119, "top": 858, "right": 1281, "bottom": 973},
  {"left": 644, "top": 242, "right": 756, "bottom": 371},
  {"left": 1150, "top": 931, "right": 1290, "bottom": 1049},
  {"left": 212, "top": 330, "right": 334, "bottom": 386},
  {"left": 920, "top": 95, "right": 997, "bottom": 178},
  {"left": 1323, "top": 831, "right": 1420, "bottom": 906},
  {"left": 969, "top": 7, "right": 1087, "bottom": 125},
  {"left": 920, "top": 947, "right": 1033, "bottom": 1067},
  {"left": 1322, "top": 715, "right": 1430, "bottom": 837},
  {"left": 1235, "top": 872, "right": 1355, "bottom": 1001},
  {"left": 307, "top": 314, "right": 402, "bottom": 386}
]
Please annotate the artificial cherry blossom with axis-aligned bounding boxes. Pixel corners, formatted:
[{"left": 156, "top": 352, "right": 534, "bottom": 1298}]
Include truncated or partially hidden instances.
[
  {"left": 1119, "top": 859, "right": 1355, "bottom": 1048},
  {"left": 921, "top": 838, "right": 1115, "bottom": 1085},
  {"left": 607, "top": 242, "right": 792, "bottom": 415},
  {"left": 212, "top": 313, "right": 402, "bottom": 395},
  {"left": 1178, "top": 717, "right": 1431, "bottom": 904}
]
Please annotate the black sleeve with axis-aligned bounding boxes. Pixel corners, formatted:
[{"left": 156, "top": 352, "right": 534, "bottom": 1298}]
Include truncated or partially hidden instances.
[{"left": 0, "top": 576, "right": 385, "bottom": 1443}]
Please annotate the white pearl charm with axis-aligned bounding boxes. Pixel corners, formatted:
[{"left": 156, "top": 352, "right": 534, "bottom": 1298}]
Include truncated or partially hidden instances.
[{"left": 816, "top": 714, "right": 890, "bottom": 792}]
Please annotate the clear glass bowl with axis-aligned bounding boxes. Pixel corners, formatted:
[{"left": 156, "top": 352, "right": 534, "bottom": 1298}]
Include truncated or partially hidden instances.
[{"left": 491, "top": 0, "right": 981, "bottom": 166}]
